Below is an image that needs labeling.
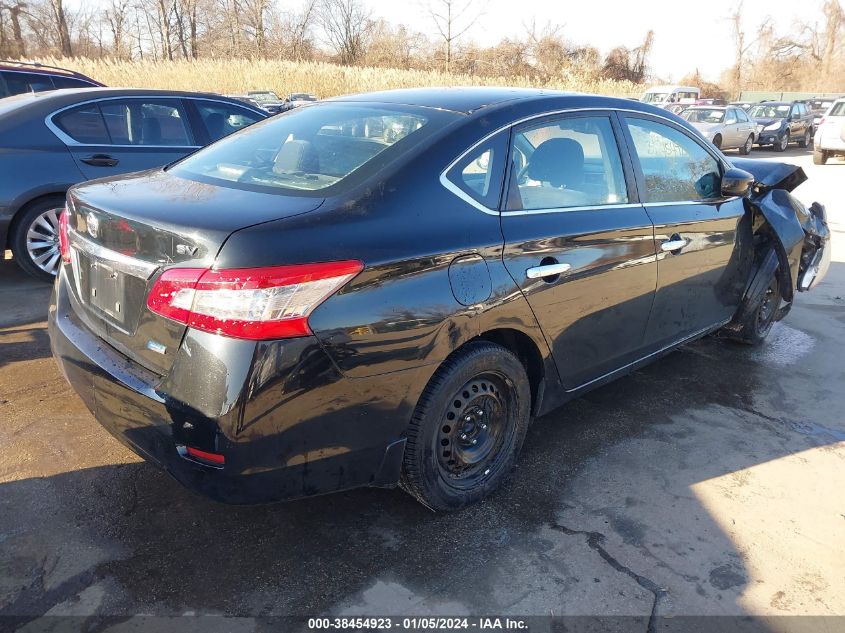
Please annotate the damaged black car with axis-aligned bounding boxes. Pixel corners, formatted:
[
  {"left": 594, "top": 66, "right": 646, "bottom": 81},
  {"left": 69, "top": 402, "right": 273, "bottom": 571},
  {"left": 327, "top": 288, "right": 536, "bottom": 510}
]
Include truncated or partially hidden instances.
[{"left": 48, "top": 89, "right": 830, "bottom": 510}]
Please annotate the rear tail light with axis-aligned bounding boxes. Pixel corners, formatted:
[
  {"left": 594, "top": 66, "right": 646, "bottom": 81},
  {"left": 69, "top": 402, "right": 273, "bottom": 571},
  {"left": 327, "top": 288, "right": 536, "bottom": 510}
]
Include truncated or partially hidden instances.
[
  {"left": 59, "top": 206, "right": 70, "bottom": 264},
  {"left": 146, "top": 261, "right": 363, "bottom": 340}
]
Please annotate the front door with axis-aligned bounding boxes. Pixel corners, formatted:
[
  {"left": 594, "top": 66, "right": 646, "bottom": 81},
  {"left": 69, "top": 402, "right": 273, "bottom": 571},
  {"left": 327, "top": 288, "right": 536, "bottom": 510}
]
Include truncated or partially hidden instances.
[
  {"left": 500, "top": 112, "right": 657, "bottom": 390},
  {"left": 620, "top": 114, "right": 750, "bottom": 350}
]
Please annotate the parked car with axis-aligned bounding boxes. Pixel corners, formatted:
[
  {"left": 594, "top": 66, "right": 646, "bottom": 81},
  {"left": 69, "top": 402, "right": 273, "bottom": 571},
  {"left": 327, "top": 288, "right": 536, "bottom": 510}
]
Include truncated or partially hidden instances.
[
  {"left": 49, "top": 88, "right": 830, "bottom": 510},
  {"left": 729, "top": 101, "right": 755, "bottom": 112},
  {"left": 694, "top": 98, "right": 727, "bottom": 106},
  {"left": 246, "top": 90, "right": 287, "bottom": 113},
  {"left": 285, "top": 92, "right": 318, "bottom": 109},
  {"left": 808, "top": 98, "right": 835, "bottom": 128},
  {"left": 640, "top": 84, "right": 700, "bottom": 108},
  {"left": 813, "top": 98, "right": 845, "bottom": 164},
  {"left": 0, "top": 88, "right": 267, "bottom": 281},
  {"left": 748, "top": 101, "right": 814, "bottom": 151},
  {"left": 680, "top": 105, "right": 756, "bottom": 153},
  {"left": 0, "top": 60, "right": 103, "bottom": 97}
]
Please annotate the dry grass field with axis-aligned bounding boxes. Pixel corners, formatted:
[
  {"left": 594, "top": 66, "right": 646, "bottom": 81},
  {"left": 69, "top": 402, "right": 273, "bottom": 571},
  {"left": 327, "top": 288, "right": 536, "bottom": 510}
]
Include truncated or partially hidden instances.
[{"left": 32, "top": 57, "right": 643, "bottom": 98}]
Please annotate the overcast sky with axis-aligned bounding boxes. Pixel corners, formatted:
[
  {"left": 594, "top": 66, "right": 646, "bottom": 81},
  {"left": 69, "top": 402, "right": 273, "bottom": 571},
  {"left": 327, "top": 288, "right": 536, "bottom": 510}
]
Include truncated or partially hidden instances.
[{"left": 67, "top": 0, "right": 820, "bottom": 81}]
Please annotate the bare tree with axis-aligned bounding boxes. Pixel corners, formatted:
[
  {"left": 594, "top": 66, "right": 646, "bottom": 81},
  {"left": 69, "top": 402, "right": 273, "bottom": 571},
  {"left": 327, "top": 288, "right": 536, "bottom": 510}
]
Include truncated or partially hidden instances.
[
  {"left": 424, "top": 0, "right": 485, "bottom": 71},
  {"left": 602, "top": 30, "right": 653, "bottom": 82},
  {"left": 282, "top": 0, "right": 316, "bottom": 60},
  {"left": 317, "top": 0, "right": 372, "bottom": 65},
  {"left": 104, "top": 0, "right": 130, "bottom": 57},
  {"left": 1, "top": 1, "right": 28, "bottom": 57},
  {"left": 49, "top": 0, "right": 72, "bottom": 55},
  {"left": 243, "top": 0, "right": 268, "bottom": 56}
]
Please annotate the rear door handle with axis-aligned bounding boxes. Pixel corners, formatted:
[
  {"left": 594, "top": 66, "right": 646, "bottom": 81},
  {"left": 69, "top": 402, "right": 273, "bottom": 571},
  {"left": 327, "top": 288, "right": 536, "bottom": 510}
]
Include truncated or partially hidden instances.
[
  {"left": 80, "top": 154, "right": 119, "bottom": 167},
  {"left": 661, "top": 238, "right": 688, "bottom": 252},
  {"left": 526, "top": 262, "right": 571, "bottom": 279}
]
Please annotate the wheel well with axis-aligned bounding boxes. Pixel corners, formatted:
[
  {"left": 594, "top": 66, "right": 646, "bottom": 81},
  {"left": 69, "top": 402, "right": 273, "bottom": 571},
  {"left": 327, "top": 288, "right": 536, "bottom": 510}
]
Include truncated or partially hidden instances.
[
  {"left": 6, "top": 192, "right": 67, "bottom": 249},
  {"left": 475, "top": 328, "right": 544, "bottom": 415}
]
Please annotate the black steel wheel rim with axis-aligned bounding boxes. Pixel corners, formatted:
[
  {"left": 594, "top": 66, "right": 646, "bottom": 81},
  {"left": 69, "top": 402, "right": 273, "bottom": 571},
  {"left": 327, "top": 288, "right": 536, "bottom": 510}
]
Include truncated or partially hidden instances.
[
  {"left": 435, "top": 372, "right": 513, "bottom": 489},
  {"left": 757, "top": 278, "right": 779, "bottom": 330}
]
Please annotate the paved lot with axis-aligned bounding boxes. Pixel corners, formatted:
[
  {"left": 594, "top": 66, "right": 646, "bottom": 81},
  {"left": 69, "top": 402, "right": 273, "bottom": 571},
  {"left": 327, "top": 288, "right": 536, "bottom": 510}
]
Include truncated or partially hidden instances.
[{"left": 1, "top": 147, "right": 843, "bottom": 630}]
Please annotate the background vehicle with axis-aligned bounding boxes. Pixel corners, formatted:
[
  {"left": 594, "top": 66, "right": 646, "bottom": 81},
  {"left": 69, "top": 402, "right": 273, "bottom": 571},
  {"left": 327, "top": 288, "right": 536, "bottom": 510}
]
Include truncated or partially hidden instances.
[
  {"left": 694, "top": 98, "right": 727, "bottom": 106},
  {"left": 0, "top": 60, "right": 102, "bottom": 97},
  {"left": 49, "top": 89, "right": 829, "bottom": 511},
  {"left": 284, "top": 93, "right": 319, "bottom": 109},
  {"left": 813, "top": 98, "right": 845, "bottom": 164},
  {"left": 0, "top": 88, "right": 266, "bottom": 281},
  {"left": 640, "top": 84, "right": 699, "bottom": 108},
  {"left": 246, "top": 90, "right": 287, "bottom": 113},
  {"left": 681, "top": 105, "right": 756, "bottom": 153},
  {"left": 809, "top": 98, "right": 834, "bottom": 128},
  {"left": 730, "top": 101, "right": 755, "bottom": 111},
  {"left": 749, "top": 101, "right": 814, "bottom": 151}
]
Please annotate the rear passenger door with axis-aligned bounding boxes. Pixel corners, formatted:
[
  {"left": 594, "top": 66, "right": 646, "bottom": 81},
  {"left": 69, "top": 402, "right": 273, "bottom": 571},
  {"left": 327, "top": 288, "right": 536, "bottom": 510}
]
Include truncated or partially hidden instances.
[
  {"left": 620, "top": 114, "right": 749, "bottom": 350},
  {"left": 50, "top": 97, "right": 200, "bottom": 180},
  {"left": 500, "top": 112, "right": 657, "bottom": 390}
]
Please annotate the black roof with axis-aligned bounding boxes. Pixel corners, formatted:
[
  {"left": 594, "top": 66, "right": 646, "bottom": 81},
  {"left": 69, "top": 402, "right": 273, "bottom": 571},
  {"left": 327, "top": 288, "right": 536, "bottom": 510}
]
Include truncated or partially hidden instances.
[{"left": 330, "top": 87, "right": 582, "bottom": 114}]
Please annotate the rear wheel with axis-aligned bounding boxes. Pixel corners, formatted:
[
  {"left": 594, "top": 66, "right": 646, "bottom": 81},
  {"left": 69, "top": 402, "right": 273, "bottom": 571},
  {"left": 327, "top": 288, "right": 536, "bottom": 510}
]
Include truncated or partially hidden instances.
[
  {"left": 739, "top": 134, "right": 754, "bottom": 155},
  {"left": 10, "top": 196, "right": 66, "bottom": 283},
  {"left": 712, "top": 134, "right": 722, "bottom": 149},
  {"left": 798, "top": 128, "right": 812, "bottom": 148},
  {"left": 813, "top": 148, "right": 827, "bottom": 165},
  {"left": 401, "top": 341, "right": 531, "bottom": 510},
  {"left": 774, "top": 133, "right": 788, "bottom": 152}
]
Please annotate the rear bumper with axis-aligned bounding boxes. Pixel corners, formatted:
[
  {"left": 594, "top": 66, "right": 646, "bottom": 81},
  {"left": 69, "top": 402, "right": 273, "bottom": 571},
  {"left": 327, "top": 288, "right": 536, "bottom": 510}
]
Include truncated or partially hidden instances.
[{"left": 48, "top": 270, "right": 417, "bottom": 504}]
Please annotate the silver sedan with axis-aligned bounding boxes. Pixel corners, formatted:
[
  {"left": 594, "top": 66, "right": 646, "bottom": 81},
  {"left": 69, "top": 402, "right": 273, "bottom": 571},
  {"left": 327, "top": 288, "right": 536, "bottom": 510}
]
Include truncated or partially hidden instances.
[{"left": 680, "top": 106, "right": 757, "bottom": 154}]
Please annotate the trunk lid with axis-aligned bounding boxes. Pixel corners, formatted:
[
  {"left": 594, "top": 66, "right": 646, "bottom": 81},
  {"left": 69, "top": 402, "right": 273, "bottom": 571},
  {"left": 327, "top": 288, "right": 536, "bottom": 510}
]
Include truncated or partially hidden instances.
[{"left": 65, "top": 168, "right": 324, "bottom": 374}]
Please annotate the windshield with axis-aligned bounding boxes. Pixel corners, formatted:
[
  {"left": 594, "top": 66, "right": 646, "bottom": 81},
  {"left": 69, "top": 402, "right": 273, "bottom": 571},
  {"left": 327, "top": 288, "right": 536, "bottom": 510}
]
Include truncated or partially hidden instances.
[
  {"left": 170, "top": 103, "right": 452, "bottom": 195},
  {"left": 248, "top": 92, "right": 281, "bottom": 103},
  {"left": 642, "top": 92, "right": 668, "bottom": 104},
  {"left": 682, "top": 109, "right": 725, "bottom": 123},
  {"left": 748, "top": 104, "right": 790, "bottom": 119}
]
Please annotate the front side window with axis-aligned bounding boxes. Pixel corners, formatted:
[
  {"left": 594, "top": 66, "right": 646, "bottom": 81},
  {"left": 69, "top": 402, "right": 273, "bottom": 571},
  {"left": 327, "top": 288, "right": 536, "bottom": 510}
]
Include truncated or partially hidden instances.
[
  {"left": 54, "top": 104, "right": 110, "bottom": 144},
  {"left": 99, "top": 100, "right": 192, "bottom": 146},
  {"left": 170, "top": 103, "right": 452, "bottom": 195},
  {"left": 506, "top": 115, "right": 628, "bottom": 211},
  {"left": 736, "top": 109, "right": 750, "bottom": 123},
  {"left": 625, "top": 117, "right": 722, "bottom": 203},
  {"left": 725, "top": 110, "right": 738, "bottom": 124},
  {"left": 195, "top": 101, "right": 264, "bottom": 142}
]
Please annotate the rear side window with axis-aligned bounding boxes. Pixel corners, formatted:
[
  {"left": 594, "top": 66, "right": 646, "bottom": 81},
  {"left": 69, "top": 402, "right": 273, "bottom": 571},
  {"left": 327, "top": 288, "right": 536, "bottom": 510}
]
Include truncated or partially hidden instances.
[
  {"left": 99, "top": 100, "right": 192, "bottom": 146},
  {"left": 625, "top": 117, "right": 721, "bottom": 203},
  {"left": 830, "top": 102, "right": 845, "bottom": 116},
  {"left": 2, "top": 71, "right": 54, "bottom": 96},
  {"left": 52, "top": 76, "right": 95, "bottom": 89},
  {"left": 54, "top": 105, "right": 110, "bottom": 144},
  {"left": 506, "top": 115, "right": 628, "bottom": 211},
  {"left": 194, "top": 101, "right": 264, "bottom": 142},
  {"left": 444, "top": 132, "right": 507, "bottom": 209}
]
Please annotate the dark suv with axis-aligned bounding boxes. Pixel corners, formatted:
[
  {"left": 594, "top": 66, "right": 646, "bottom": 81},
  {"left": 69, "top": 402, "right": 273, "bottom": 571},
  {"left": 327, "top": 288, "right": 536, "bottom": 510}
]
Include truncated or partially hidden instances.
[
  {"left": 0, "top": 61, "right": 102, "bottom": 97},
  {"left": 748, "top": 101, "right": 814, "bottom": 151}
]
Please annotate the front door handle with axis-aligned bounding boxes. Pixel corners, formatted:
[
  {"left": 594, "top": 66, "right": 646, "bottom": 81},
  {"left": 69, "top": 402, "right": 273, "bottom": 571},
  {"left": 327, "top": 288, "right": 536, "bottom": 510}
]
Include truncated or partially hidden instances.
[
  {"left": 526, "top": 262, "right": 571, "bottom": 279},
  {"left": 661, "top": 237, "right": 688, "bottom": 252},
  {"left": 80, "top": 154, "right": 119, "bottom": 167}
]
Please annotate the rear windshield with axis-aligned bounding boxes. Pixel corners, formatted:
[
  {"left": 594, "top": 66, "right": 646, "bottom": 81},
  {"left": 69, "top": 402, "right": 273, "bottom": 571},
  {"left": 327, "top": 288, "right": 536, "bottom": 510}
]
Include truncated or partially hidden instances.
[
  {"left": 169, "top": 103, "right": 453, "bottom": 195},
  {"left": 682, "top": 109, "right": 725, "bottom": 123}
]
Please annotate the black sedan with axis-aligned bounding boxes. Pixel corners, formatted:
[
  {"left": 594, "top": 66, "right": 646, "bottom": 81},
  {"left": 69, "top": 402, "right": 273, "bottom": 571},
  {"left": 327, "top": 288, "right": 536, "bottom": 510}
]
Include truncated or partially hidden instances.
[
  {"left": 49, "top": 88, "right": 830, "bottom": 510},
  {"left": 0, "top": 88, "right": 267, "bottom": 281}
]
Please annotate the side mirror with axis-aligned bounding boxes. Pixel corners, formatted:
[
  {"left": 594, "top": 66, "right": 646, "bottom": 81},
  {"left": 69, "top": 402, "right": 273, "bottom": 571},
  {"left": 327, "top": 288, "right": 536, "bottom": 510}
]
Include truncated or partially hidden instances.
[{"left": 721, "top": 167, "right": 754, "bottom": 197}]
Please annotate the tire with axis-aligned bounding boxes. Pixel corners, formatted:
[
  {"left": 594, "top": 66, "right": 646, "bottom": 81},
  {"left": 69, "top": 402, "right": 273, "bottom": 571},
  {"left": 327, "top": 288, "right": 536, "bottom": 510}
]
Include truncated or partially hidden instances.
[
  {"left": 813, "top": 148, "right": 827, "bottom": 165},
  {"left": 798, "top": 128, "right": 812, "bottom": 148},
  {"left": 774, "top": 133, "right": 788, "bottom": 152},
  {"left": 9, "top": 196, "right": 66, "bottom": 283},
  {"left": 729, "top": 266, "right": 781, "bottom": 345},
  {"left": 712, "top": 134, "right": 722, "bottom": 149},
  {"left": 400, "top": 341, "right": 531, "bottom": 511},
  {"left": 739, "top": 134, "right": 753, "bottom": 155}
]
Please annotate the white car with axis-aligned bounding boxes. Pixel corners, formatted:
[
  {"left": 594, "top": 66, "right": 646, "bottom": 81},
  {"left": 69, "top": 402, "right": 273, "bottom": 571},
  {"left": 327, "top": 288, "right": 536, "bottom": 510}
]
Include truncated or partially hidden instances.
[{"left": 814, "top": 99, "right": 845, "bottom": 164}]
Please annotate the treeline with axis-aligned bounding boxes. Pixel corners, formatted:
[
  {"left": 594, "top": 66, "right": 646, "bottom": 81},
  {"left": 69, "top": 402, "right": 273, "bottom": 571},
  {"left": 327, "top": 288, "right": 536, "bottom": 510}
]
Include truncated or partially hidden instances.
[
  {"left": 1, "top": 0, "right": 843, "bottom": 94},
  {"left": 0, "top": 0, "right": 655, "bottom": 85}
]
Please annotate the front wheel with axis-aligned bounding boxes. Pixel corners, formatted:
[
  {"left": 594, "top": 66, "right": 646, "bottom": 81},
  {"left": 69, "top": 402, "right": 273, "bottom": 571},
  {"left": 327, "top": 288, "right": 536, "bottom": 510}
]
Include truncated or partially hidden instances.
[
  {"left": 712, "top": 134, "right": 722, "bottom": 149},
  {"left": 774, "top": 133, "right": 789, "bottom": 152},
  {"left": 739, "top": 134, "right": 754, "bottom": 155},
  {"left": 798, "top": 128, "right": 812, "bottom": 148},
  {"left": 401, "top": 341, "right": 531, "bottom": 510},
  {"left": 725, "top": 268, "right": 781, "bottom": 345}
]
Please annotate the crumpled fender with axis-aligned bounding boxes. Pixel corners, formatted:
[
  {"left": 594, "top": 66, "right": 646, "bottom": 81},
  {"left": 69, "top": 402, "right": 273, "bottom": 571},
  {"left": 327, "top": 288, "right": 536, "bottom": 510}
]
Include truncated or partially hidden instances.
[{"left": 748, "top": 190, "right": 806, "bottom": 302}]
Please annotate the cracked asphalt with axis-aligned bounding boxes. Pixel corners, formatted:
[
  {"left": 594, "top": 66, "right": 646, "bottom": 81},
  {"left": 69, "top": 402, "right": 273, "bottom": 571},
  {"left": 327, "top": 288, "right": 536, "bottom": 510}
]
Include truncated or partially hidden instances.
[{"left": 1, "top": 147, "right": 844, "bottom": 631}]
